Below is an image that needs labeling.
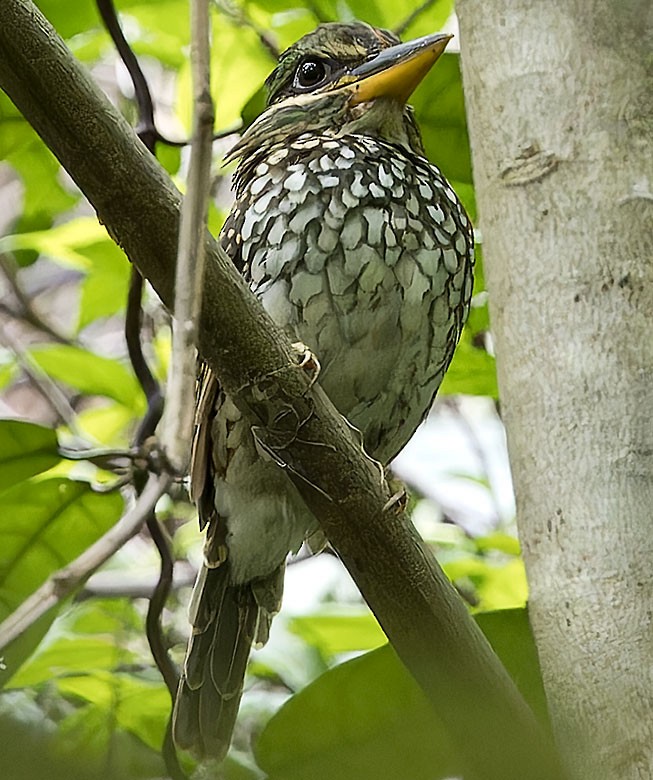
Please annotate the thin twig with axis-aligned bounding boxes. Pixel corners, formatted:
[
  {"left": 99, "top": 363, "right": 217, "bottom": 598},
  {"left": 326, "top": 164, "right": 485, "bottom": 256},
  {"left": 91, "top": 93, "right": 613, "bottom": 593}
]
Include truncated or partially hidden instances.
[
  {"left": 0, "top": 473, "right": 170, "bottom": 651},
  {"left": 161, "top": 0, "right": 214, "bottom": 474},
  {"left": 145, "top": 511, "right": 179, "bottom": 694},
  {"left": 95, "top": 4, "right": 185, "bottom": 776},
  {"left": 0, "top": 300, "right": 68, "bottom": 344},
  {"left": 394, "top": 0, "right": 439, "bottom": 36},
  {"left": 97, "top": 0, "right": 174, "bottom": 717},
  {"left": 80, "top": 563, "right": 196, "bottom": 599},
  {"left": 126, "top": 270, "right": 164, "bottom": 444},
  {"left": 96, "top": 0, "right": 185, "bottom": 149},
  {"left": 0, "top": 323, "right": 80, "bottom": 433},
  {"left": 0, "top": 253, "right": 70, "bottom": 344}
]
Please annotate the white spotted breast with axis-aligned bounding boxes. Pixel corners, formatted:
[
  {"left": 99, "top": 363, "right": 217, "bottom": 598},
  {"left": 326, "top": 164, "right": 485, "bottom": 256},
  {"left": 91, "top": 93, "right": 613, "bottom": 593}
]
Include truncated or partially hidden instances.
[{"left": 221, "top": 132, "right": 474, "bottom": 463}]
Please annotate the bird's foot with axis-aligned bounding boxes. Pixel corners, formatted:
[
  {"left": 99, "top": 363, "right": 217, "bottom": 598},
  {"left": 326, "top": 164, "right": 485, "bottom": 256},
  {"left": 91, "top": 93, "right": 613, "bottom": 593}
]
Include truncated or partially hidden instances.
[
  {"left": 291, "top": 341, "right": 321, "bottom": 388},
  {"left": 382, "top": 476, "right": 408, "bottom": 515}
]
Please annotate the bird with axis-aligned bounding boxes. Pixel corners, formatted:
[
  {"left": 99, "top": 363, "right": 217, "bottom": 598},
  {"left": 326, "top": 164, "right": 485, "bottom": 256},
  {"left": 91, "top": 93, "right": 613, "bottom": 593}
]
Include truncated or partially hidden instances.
[{"left": 172, "top": 21, "right": 474, "bottom": 760}]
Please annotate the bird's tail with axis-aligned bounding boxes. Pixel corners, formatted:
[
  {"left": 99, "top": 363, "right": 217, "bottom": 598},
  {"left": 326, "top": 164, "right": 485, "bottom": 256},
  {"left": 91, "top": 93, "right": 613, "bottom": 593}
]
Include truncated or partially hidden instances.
[{"left": 172, "top": 563, "right": 283, "bottom": 760}]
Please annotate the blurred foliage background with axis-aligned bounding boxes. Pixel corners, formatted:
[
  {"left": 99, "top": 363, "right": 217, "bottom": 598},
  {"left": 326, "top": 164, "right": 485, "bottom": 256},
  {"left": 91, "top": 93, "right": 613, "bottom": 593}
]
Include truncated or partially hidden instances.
[{"left": 0, "top": 1, "right": 543, "bottom": 778}]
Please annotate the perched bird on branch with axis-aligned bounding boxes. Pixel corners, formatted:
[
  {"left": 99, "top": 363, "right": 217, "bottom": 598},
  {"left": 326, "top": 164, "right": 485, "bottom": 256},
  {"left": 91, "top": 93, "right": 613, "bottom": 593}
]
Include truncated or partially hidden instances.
[{"left": 173, "top": 21, "right": 474, "bottom": 760}]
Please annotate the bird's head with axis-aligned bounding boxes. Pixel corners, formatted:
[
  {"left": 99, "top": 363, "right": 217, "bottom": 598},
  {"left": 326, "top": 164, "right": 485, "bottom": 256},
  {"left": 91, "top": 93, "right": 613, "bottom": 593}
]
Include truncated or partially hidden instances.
[{"left": 228, "top": 23, "right": 451, "bottom": 163}]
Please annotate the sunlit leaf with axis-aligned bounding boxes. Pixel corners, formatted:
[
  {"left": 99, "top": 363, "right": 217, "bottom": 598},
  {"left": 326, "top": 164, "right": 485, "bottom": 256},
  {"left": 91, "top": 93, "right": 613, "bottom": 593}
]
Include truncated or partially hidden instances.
[
  {"left": 123, "top": 0, "right": 190, "bottom": 69},
  {"left": 178, "top": 14, "right": 276, "bottom": 132},
  {"left": 35, "top": 0, "right": 102, "bottom": 39},
  {"left": 7, "top": 637, "right": 138, "bottom": 689},
  {"left": 56, "top": 672, "right": 169, "bottom": 751},
  {"left": 7, "top": 599, "right": 143, "bottom": 690},
  {"left": 0, "top": 420, "right": 59, "bottom": 492},
  {"left": 0, "top": 360, "right": 18, "bottom": 392},
  {"left": 28, "top": 345, "right": 144, "bottom": 411},
  {"left": 74, "top": 402, "right": 137, "bottom": 446},
  {"left": 443, "top": 556, "right": 528, "bottom": 612},
  {"left": 77, "top": 241, "right": 131, "bottom": 330},
  {"left": 0, "top": 218, "right": 109, "bottom": 270},
  {"left": 476, "top": 532, "right": 521, "bottom": 556},
  {"left": 289, "top": 610, "right": 386, "bottom": 656},
  {"left": 440, "top": 328, "right": 498, "bottom": 397}
]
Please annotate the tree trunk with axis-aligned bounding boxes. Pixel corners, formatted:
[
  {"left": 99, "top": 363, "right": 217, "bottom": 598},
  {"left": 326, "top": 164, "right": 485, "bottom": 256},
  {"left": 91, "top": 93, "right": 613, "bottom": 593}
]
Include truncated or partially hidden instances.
[{"left": 457, "top": 2, "right": 653, "bottom": 778}]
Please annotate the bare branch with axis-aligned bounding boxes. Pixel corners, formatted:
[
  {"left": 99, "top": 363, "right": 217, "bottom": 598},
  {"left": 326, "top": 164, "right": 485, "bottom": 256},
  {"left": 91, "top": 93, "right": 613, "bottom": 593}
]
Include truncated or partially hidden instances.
[
  {"left": 81, "top": 562, "right": 195, "bottom": 599},
  {"left": 161, "top": 0, "right": 214, "bottom": 474},
  {"left": 0, "top": 473, "right": 170, "bottom": 650}
]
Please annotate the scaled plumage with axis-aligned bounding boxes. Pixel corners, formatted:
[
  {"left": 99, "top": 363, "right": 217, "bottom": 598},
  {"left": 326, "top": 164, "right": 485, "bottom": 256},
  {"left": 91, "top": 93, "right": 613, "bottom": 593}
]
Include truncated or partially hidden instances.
[{"left": 173, "top": 22, "right": 474, "bottom": 760}]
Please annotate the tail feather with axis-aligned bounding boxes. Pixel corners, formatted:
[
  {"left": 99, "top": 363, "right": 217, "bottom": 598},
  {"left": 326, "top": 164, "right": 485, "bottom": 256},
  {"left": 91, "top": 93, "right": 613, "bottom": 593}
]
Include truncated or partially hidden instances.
[{"left": 173, "top": 563, "right": 281, "bottom": 760}]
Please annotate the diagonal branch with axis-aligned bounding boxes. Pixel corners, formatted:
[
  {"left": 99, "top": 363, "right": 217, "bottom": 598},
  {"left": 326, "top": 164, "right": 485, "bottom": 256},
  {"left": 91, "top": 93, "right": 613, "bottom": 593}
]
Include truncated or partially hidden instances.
[{"left": 0, "top": 3, "right": 563, "bottom": 779}]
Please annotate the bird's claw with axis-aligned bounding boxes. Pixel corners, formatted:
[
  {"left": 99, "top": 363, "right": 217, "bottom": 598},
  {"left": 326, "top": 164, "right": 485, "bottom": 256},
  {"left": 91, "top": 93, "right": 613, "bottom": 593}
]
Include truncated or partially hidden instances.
[
  {"left": 291, "top": 341, "right": 321, "bottom": 388},
  {"left": 382, "top": 486, "right": 408, "bottom": 514}
]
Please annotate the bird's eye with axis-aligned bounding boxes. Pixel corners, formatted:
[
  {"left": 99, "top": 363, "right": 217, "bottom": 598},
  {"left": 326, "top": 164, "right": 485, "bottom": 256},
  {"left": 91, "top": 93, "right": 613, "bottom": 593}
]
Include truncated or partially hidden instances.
[{"left": 295, "top": 58, "right": 329, "bottom": 89}]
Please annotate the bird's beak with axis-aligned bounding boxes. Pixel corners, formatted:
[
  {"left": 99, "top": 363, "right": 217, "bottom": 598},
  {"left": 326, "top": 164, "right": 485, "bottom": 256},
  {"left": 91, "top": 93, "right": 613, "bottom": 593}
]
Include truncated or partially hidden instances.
[{"left": 347, "top": 32, "right": 452, "bottom": 106}]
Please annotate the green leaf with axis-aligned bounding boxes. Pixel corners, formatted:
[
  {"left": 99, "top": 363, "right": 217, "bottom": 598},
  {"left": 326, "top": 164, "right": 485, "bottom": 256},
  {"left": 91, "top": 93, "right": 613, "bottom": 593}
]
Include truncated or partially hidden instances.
[
  {"left": 7, "top": 599, "right": 142, "bottom": 690},
  {"left": 0, "top": 478, "right": 124, "bottom": 609},
  {"left": 397, "top": 0, "right": 455, "bottom": 38},
  {"left": 56, "top": 672, "right": 170, "bottom": 751},
  {"left": 475, "top": 532, "right": 521, "bottom": 556},
  {"left": 77, "top": 240, "right": 131, "bottom": 330},
  {"left": 55, "top": 703, "right": 166, "bottom": 779},
  {"left": 0, "top": 479, "right": 123, "bottom": 684},
  {"left": 122, "top": 0, "right": 190, "bottom": 69},
  {"left": 9, "top": 141, "right": 78, "bottom": 232},
  {"left": 155, "top": 141, "right": 182, "bottom": 176},
  {"left": 440, "top": 328, "right": 498, "bottom": 397},
  {"left": 74, "top": 402, "right": 137, "bottom": 445},
  {"left": 414, "top": 52, "right": 472, "bottom": 186},
  {"left": 178, "top": 14, "right": 276, "bottom": 132},
  {"left": 0, "top": 420, "right": 59, "bottom": 492},
  {"left": 289, "top": 610, "right": 386, "bottom": 656},
  {"left": 28, "top": 345, "right": 144, "bottom": 411},
  {"left": 443, "top": 557, "right": 528, "bottom": 612},
  {"left": 0, "top": 218, "right": 110, "bottom": 270},
  {"left": 7, "top": 637, "right": 137, "bottom": 689},
  {"left": 306, "top": 0, "right": 454, "bottom": 33},
  {"left": 257, "top": 609, "right": 549, "bottom": 780},
  {"left": 35, "top": 0, "right": 102, "bottom": 40},
  {"left": 256, "top": 643, "right": 456, "bottom": 780},
  {"left": 0, "top": 360, "right": 17, "bottom": 392},
  {"left": 0, "top": 96, "right": 78, "bottom": 264},
  {"left": 475, "top": 609, "right": 550, "bottom": 728}
]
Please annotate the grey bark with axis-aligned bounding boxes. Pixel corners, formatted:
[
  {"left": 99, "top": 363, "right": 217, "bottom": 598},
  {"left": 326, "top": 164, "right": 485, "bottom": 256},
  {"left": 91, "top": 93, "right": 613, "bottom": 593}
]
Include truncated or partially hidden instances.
[
  {"left": 0, "top": 1, "right": 565, "bottom": 777},
  {"left": 457, "top": 2, "right": 653, "bottom": 779}
]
